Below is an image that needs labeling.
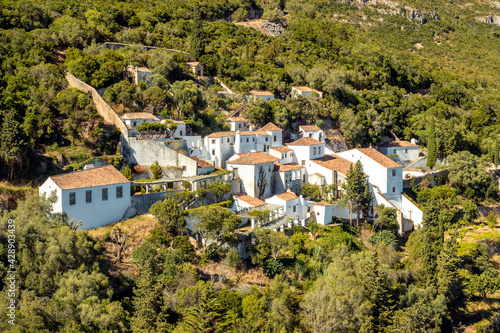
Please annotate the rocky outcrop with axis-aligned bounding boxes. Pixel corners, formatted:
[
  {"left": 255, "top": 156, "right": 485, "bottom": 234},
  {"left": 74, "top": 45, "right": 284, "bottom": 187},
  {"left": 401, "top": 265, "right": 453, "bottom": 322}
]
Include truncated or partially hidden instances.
[
  {"left": 261, "top": 20, "right": 285, "bottom": 37},
  {"left": 476, "top": 15, "right": 500, "bottom": 26}
]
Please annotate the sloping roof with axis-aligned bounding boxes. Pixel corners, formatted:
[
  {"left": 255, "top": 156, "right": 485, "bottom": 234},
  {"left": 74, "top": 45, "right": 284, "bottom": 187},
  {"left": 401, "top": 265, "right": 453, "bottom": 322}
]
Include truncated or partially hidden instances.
[
  {"left": 299, "top": 125, "right": 321, "bottom": 131},
  {"left": 287, "top": 137, "right": 323, "bottom": 146},
  {"left": 137, "top": 67, "right": 151, "bottom": 72},
  {"left": 227, "top": 116, "right": 247, "bottom": 122},
  {"left": 271, "top": 192, "right": 299, "bottom": 201},
  {"left": 227, "top": 152, "right": 280, "bottom": 165},
  {"left": 274, "top": 162, "right": 305, "bottom": 172},
  {"left": 260, "top": 123, "right": 283, "bottom": 131},
  {"left": 249, "top": 90, "right": 274, "bottom": 96},
  {"left": 314, "top": 201, "right": 333, "bottom": 206},
  {"left": 49, "top": 165, "right": 129, "bottom": 190},
  {"left": 187, "top": 61, "right": 200, "bottom": 66},
  {"left": 379, "top": 140, "right": 418, "bottom": 148},
  {"left": 270, "top": 146, "right": 293, "bottom": 153},
  {"left": 189, "top": 156, "right": 214, "bottom": 169},
  {"left": 357, "top": 148, "right": 403, "bottom": 169},
  {"left": 309, "top": 173, "right": 325, "bottom": 178},
  {"left": 312, "top": 155, "right": 355, "bottom": 176},
  {"left": 293, "top": 86, "right": 322, "bottom": 93},
  {"left": 207, "top": 131, "right": 270, "bottom": 138},
  {"left": 122, "top": 112, "right": 160, "bottom": 121},
  {"left": 233, "top": 194, "right": 266, "bottom": 207}
]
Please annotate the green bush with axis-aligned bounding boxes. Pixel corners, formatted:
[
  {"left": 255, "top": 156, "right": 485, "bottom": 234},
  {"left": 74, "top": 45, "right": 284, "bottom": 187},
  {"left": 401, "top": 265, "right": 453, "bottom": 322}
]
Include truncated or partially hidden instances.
[
  {"left": 150, "top": 228, "right": 172, "bottom": 245},
  {"left": 225, "top": 248, "right": 241, "bottom": 269},
  {"left": 173, "top": 235, "right": 196, "bottom": 262},
  {"left": 369, "top": 230, "right": 398, "bottom": 247},
  {"left": 263, "top": 259, "right": 284, "bottom": 278}
]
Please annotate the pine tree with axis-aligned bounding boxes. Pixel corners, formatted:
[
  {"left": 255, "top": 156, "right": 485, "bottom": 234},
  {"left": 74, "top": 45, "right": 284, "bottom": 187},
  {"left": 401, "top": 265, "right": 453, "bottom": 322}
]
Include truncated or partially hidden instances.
[
  {"left": 182, "top": 283, "right": 223, "bottom": 333},
  {"left": 426, "top": 117, "right": 437, "bottom": 168},
  {"left": 130, "top": 258, "right": 167, "bottom": 332},
  {"left": 0, "top": 109, "right": 27, "bottom": 179},
  {"left": 342, "top": 161, "right": 370, "bottom": 226},
  {"left": 436, "top": 236, "right": 464, "bottom": 314}
]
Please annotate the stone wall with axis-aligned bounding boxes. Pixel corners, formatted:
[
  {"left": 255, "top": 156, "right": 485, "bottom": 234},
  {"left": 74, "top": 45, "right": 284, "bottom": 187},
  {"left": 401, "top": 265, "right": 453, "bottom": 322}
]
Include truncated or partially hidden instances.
[
  {"left": 403, "top": 170, "right": 448, "bottom": 188},
  {"left": 66, "top": 73, "right": 129, "bottom": 137},
  {"left": 130, "top": 190, "right": 182, "bottom": 215}
]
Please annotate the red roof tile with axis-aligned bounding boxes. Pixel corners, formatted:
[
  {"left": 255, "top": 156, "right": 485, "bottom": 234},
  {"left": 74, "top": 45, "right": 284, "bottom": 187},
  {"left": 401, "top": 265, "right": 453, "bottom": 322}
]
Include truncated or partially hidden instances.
[
  {"left": 274, "top": 162, "right": 305, "bottom": 172},
  {"left": 379, "top": 140, "right": 418, "bottom": 148},
  {"left": 227, "top": 152, "right": 280, "bottom": 165},
  {"left": 227, "top": 116, "right": 247, "bottom": 122},
  {"left": 189, "top": 156, "right": 214, "bottom": 169},
  {"left": 293, "top": 86, "right": 322, "bottom": 93},
  {"left": 312, "top": 155, "right": 355, "bottom": 176},
  {"left": 207, "top": 130, "right": 270, "bottom": 138},
  {"left": 272, "top": 192, "right": 299, "bottom": 201},
  {"left": 49, "top": 165, "right": 129, "bottom": 190},
  {"left": 287, "top": 137, "right": 323, "bottom": 146},
  {"left": 260, "top": 123, "right": 283, "bottom": 131},
  {"left": 357, "top": 148, "right": 403, "bottom": 169},
  {"left": 270, "top": 146, "right": 293, "bottom": 153},
  {"left": 300, "top": 125, "right": 321, "bottom": 131},
  {"left": 314, "top": 201, "right": 333, "bottom": 206},
  {"left": 249, "top": 90, "right": 274, "bottom": 96},
  {"left": 233, "top": 194, "right": 266, "bottom": 207}
]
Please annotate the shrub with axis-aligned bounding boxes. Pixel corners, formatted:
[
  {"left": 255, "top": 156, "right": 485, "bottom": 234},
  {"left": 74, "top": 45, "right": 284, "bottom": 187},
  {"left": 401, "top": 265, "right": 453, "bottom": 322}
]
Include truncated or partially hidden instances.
[
  {"left": 369, "top": 230, "right": 398, "bottom": 247},
  {"left": 263, "top": 259, "right": 284, "bottom": 278},
  {"left": 150, "top": 161, "right": 163, "bottom": 180},
  {"left": 150, "top": 228, "right": 172, "bottom": 245},
  {"left": 225, "top": 248, "right": 241, "bottom": 269},
  {"left": 173, "top": 235, "right": 196, "bottom": 262}
]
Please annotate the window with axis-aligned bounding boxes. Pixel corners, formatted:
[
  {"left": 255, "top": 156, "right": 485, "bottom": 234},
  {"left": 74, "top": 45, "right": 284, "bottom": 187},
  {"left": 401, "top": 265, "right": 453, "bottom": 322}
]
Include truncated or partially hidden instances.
[
  {"left": 102, "top": 188, "right": 108, "bottom": 201},
  {"left": 133, "top": 121, "right": 137, "bottom": 127},
  {"left": 318, "top": 147, "right": 321, "bottom": 154},
  {"left": 302, "top": 160, "right": 305, "bottom": 166},
  {"left": 405, "top": 149, "right": 408, "bottom": 154},
  {"left": 116, "top": 186, "right": 123, "bottom": 198},
  {"left": 212, "top": 149, "right": 215, "bottom": 155},
  {"left": 392, "top": 169, "right": 396, "bottom": 177},
  {"left": 309, "top": 134, "right": 312, "bottom": 138},
  {"left": 392, "top": 187, "right": 396, "bottom": 193},
  {"left": 313, "top": 148, "right": 316, "bottom": 155},
  {"left": 307, "top": 206, "right": 311, "bottom": 212},
  {"left": 317, "top": 212, "right": 320, "bottom": 216},
  {"left": 244, "top": 123, "right": 247, "bottom": 127},
  {"left": 211, "top": 139, "right": 215, "bottom": 144},
  {"left": 246, "top": 138, "right": 249, "bottom": 143},
  {"left": 69, "top": 192, "right": 76, "bottom": 205},
  {"left": 227, "top": 138, "right": 230, "bottom": 143},
  {"left": 394, "top": 150, "right": 397, "bottom": 154},
  {"left": 265, "top": 137, "right": 268, "bottom": 142},
  {"left": 303, "top": 175, "right": 306, "bottom": 182},
  {"left": 180, "top": 130, "right": 183, "bottom": 136},
  {"left": 252, "top": 137, "right": 255, "bottom": 142},
  {"left": 274, "top": 135, "right": 277, "bottom": 142},
  {"left": 239, "top": 124, "right": 241, "bottom": 128},
  {"left": 86, "top": 190, "right": 92, "bottom": 203},
  {"left": 293, "top": 205, "right": 296, "bottom": 213},
  {"left": 182, "top": 166, "right": 186, "bottom": 171}
]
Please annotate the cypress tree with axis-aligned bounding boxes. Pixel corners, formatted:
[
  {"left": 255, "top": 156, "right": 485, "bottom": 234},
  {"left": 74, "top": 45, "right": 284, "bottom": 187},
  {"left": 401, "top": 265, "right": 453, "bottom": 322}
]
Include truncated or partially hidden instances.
[
  {"left": 190, "top": 5, "right": 205, "bottom": 59},
  {"left": 426, "top": 117, "right": 437, "bottom": 168},
  {"left": 494, "top": 139, "right": 499, "bottom": 167}
]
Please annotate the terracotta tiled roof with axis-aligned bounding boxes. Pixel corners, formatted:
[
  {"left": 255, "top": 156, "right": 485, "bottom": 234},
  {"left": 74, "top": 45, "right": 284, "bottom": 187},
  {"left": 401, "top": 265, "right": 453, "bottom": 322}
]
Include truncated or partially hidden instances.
[
  {"left": 127, "top": 65, "right": 151, "bottom": 73},
  {"left": 189, "top": 156, "right": 214, "bottom": 169},
  {"left": 233, "top": 194, "right": 266, "bottom": 207},
  {"left": 249, "top": 90, "right": 274, "bottom": 96},
  {"left": 312, "top": 155, "right": 355, "bottom": 176},
  {"left": 274, "top": 162, "right": 305, "bottom": 172},
  {"left": 309, "top": 173, "right": 325, "bottom": 178},
  {"left": 207, "top": 131, "right": 270, "bottom": 138},
  {"left": 227, "top": 116, "right": 247, "bottom": 122},
  {"left": 379, "top": 140, "right": 418, "bottom": 148},
  {"left": 227, "top": 152, "right": 280, "bottom": 165},
  {"left": 270, "top": 146, "right": 292, "bottom": 153},
  {"left": 260, "top": 123, "right": 283, "bottom": 131},
  {"left": 122, "top": 112, "right": 160, "bottom": 121},
  {"left": 287, "top": 137, "right": 323, "bottom": 146},
  {"left": 272, "top": 192, "right": 299, "bottom": 201},
  {"left": 293, "top": 86, "right": 322, "bottom": 93},
  {"left": 187, "top": 62, "right": 200, "bottom": 66},
  {"left": 299, "top": 125, "right": 321, "bottom": 131},
  {"left": 314, "top": 201, "right": 333, "bottom": 206},
  {"left": 49, "top": 165, "right": 129, "bottom": 190},
  {"left": 357, "top": 148, "right": 403, "bottom": 169}
]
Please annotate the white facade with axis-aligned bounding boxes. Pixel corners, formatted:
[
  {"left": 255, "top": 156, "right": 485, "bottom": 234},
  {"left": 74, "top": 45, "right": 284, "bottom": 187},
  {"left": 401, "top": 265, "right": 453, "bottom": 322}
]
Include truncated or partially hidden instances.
[
  {"left": 287, "top": 139, "right": 325, "bottom": 167},
  {"left": 299, "top": 125, "right": 325, "bottom": 142},
  {"left": 269, "top": 147, "right": 294, "bottom": 164},
  {"left": 247, "top": 90, "right": 275, "bottom": 102},
  {"left": 226, "top": 118, "right": 248, "bottom": 131},
  {"left": 39, "top": 168, "right": 131, "bottom": 230},
  {"left": 169, "top": 121, "right": 187, "bottom": 137},
  {"left": 265, "top": 193, "right": 313, "bottom": 223},
  {"left": 378, "top": 142, "right": 419, "bottom": 164},
  {"left": 291, "top": 86, "right": 323, "bottom": 99},
  {"left": 337, "top": 148, "right": 403, "bottom": 195},
  {"left": 313, "top": 202, "right": 333, "bottom": 225}
]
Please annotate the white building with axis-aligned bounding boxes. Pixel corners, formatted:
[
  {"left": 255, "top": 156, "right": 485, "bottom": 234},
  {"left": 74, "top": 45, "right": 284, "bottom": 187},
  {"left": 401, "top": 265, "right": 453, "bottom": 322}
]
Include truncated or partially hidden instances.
[
  {"left": 260, "top": 122, "right": 283, "bottom": 147},
  {"left": 187, "top": 62, "right": 203, "bottom": 77},
  {"left": 163, "top": 119, "right": 187, "bottom": 137},
  {"left": 202, "top": 130, "right": 272, "bottom": 168},
  {"left": 226, "top": 152, "right": 280, "bottom": 199},
  {"left": 273, "top": 162, "right": 306, "bottom": 194},
  {"left": 291, "top": 86, "right": 323, "bottom": 99},
  {"left": 122, "top": 112, "right": 160, "bottom": 135},
  {"left": 377, "top": 140, "right": 419, "bottom": 165},
  {"left": 226, "top": 117, "right": 249, "bottom": 131},
  {"left": 299, "top": 125, "right": 325, "bottom": 142},
  {"left": 247, "top": 90, "right": 275, "bottom": 102},
  {"left": 313, "top": 201, "right": 333, "bottom": 225},
  {"left": 269, "top": 146, "right": 294, "bottom": 164},
  {"left": 287, "top": 137, "right": 325, "bottom": 167},
  {"left": 39, "top": 165, "right": 131, "bottom": 229},
  {"left": 189, "top": 156, "right": 216, "bottom": 175},
  {"left": 265, "top": 191, "right": 314, "bottom": 225},
  {"left": 124, "top": 65, "right": 152, "bottom": 85},
  {"left": 308, "top": 154, "right": 354, "bottom": 197},
  {"left": 232, "top": 193, "right": 266, "bottom": 212}
]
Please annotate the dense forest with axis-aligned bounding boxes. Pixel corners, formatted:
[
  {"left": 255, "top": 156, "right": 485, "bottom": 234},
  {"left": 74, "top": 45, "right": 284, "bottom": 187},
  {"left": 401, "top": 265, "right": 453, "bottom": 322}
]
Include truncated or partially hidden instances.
[{"left": 2, "top": 0, "right": 500, "bottom": 331}]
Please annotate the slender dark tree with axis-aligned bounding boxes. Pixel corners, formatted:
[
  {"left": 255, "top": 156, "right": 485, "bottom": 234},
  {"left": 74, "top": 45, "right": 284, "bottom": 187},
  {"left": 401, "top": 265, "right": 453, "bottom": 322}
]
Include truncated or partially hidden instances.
[
  {"left": 427, "top": 117, "right": 437, "bottom": 168},
  {"left": 190, "top": 5, "right": 205, "bottom": 59}
]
